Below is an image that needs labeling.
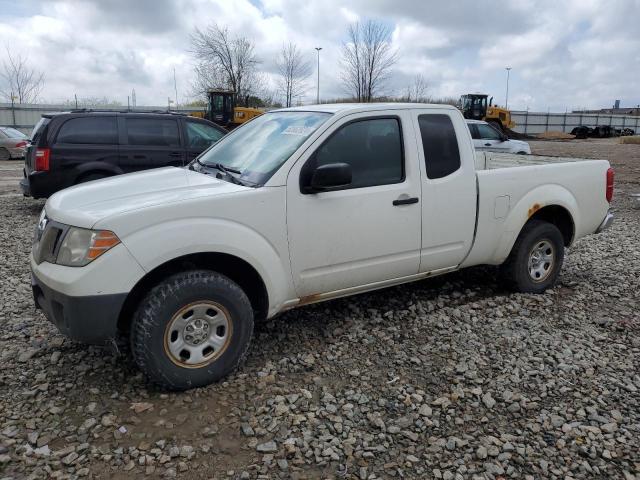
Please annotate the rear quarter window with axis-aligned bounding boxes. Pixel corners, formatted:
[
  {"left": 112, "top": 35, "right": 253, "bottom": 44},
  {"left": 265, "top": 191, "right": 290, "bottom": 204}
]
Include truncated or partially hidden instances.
[
  {"left": 56, "top": 117, "right": 118, "bottom": 144},
  {"left": 418, "top": 114, "right": 461, "bottom": 179}
]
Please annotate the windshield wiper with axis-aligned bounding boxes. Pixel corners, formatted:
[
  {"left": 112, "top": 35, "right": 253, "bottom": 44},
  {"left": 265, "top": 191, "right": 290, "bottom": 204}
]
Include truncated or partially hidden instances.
[{"left": 210, "top": 162, "right": 242, "bottom": 175}]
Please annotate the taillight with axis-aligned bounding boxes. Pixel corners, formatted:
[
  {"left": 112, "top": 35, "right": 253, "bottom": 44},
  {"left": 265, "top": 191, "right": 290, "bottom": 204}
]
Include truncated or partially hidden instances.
[
  {"left": 35, "top": 148, "right": 50, "bottom": 172},
  {"left": 15, "top": 141, "right": 28, "bottom": 148},
  {"left": 606, "top": 167, "right": 614, "bottom": 203}
]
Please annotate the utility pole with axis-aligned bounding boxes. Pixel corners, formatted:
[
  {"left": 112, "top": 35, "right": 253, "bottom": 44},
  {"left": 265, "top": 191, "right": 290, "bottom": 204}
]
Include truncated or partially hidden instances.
[
  {"left": 505, "top": 67, "right": 512, "bottom": 109},
  {"left": 315, "top": 47, "right": 322, "bottom": 104},
  {"left": 173, "top": 68, "right": 179, "bottom": 110}
]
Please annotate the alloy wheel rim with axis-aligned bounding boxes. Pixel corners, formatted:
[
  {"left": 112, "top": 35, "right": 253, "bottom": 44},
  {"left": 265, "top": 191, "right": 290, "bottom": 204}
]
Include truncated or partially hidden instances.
[
  {"left": 528, "top": 239, "right": 555, "bottom": 282},
  {"left": 163, "top": 301, "right": 232, "bottom": 368}
]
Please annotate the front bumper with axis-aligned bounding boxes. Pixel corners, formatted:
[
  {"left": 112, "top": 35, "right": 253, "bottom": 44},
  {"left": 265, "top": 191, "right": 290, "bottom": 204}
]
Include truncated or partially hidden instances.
[
  {"left": 31, "top": 269, "right": 126, "bottom": 344},
  {"left": 595, "top": 210, "right": 614, "bottom": 234}
]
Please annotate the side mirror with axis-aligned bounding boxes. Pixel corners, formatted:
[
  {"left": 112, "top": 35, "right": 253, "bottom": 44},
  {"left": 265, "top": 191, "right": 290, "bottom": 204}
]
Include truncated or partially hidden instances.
[
  {"left": 500, "top": 134, "right": 509, "bottom": 142},
  {"left": 308, "top": 163, "right": 352, "bottom": 192}
]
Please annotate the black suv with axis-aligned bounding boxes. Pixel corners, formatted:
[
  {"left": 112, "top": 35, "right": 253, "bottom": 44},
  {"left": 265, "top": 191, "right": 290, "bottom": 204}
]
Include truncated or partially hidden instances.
[{"left": 21, "top": 111, "right": 227, "bottom": 198}]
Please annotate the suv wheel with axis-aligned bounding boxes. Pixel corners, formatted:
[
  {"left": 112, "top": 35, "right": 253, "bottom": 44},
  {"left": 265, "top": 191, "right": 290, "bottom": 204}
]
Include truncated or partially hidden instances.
[
  {"left": 131, "top": 270, "right": 254, "bottom": 390},
  {"left": 500, "top": 220, "right": 565, "bottom": 293}
]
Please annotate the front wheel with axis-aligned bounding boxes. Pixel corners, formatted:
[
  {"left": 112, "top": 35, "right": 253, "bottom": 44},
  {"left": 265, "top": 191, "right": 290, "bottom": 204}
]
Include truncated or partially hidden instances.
[
  {"left": 131, "top": 270, "right": 254, "bottom": 390},
  {"left": 500, "top": 220, "right": 565, "bottom": 293}
]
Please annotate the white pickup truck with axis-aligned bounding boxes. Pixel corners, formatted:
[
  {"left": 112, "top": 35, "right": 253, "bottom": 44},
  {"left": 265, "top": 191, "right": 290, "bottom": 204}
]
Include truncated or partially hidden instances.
[{"left": 30, "top": 103, "right": 614, "bottom": 390}]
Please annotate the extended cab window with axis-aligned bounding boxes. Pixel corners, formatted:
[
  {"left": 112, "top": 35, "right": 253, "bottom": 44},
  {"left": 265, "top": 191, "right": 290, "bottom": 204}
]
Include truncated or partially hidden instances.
[
  {"left": 126, "top": 118, "right": 180, "bottom": 147},
  {"left": 418, "top": 114, "right": 461, "bottom": 179},
  {"left": 56, "top": 117, "right": 117, "bottom": 144},
  {"left": 310, "top": 117, "right": 403, "bottom": 189},
  {"left": 185, "top": 121, "right": 224, "bottom": 148}
]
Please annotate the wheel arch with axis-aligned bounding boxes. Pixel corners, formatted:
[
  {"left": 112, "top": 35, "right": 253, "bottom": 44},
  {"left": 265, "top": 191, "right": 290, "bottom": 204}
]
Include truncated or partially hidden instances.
[
  {"left": 118, "top": 252, "right": 269, "bottom": 335},
  {"left": 74, "top": 162, "right": 123, "bottom": 184},
  {"left": 491, "top": 185, "right": 578, "bottom": 264}
]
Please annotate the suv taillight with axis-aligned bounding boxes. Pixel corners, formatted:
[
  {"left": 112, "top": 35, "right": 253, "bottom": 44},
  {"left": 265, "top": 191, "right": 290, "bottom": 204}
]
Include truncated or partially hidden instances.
[
  {"left": 35, "top": 148, "right": 50, "bottom": 172},
  {"left": 606, "top": 167, "right": 614, "bottom": 203}
]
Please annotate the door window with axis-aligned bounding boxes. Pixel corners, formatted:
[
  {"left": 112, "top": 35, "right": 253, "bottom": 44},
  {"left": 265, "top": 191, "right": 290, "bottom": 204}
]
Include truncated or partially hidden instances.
[
  {"left": 476, "top": 123, "right": 502, "bottom": 140},
  {"left": 469, "top": 124, "right": 480, "bottom": 139},
  {"left": 185, "top": 121, "right": 225, "bottom": 148},
  {"left": 418, "top": 114, "right": 461, "bottom": 179},
  {"left": 305, "top": 117, "right": 404, "bottom": 190},
  {"left": 56, "top": 117, "right": 118, "bottom": 144},
  {"left": 126, "top": 118, "right": 180, "bottom": 147}
]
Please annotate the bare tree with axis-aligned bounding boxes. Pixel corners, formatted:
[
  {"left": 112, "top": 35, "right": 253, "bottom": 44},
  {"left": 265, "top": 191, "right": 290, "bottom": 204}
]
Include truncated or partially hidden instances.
[
  {"left": 0, "top": 49, "right": 45, "bottom": 104},
  {"left": 190, "top": 24, "right": 260, "bottom": 106},
  {"left": 276, "top": 42, "right": 312, "bottom": 107},
  {"left": 340, "top": 20, "right": 398, "bottom": 102},
  {"left": 403, "top": 74, "right": 429, "bottom": 102}
]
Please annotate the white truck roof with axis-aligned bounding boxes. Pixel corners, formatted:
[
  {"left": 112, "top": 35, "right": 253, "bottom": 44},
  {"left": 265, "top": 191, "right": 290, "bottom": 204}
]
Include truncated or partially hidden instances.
[{"left": 275, "top": 103, "right": 459, "bottom": 115}]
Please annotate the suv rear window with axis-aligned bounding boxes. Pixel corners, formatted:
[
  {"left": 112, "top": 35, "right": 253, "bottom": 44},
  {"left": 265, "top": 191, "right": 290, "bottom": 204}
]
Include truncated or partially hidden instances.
[
  {"left": 126, "top": 118, "right": 180, "bottom": 147},
  {"left": 30, "top": 117, "right": 50, "bottom": 144},
  {"left": 56, "top": 117, "right": 118, "bottom": 144}
]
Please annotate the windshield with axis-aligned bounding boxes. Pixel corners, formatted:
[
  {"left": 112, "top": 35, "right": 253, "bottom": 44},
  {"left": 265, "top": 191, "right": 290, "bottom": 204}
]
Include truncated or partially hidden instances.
[{"left": 197, "top": 111, "right": 331, "bottom": 185}]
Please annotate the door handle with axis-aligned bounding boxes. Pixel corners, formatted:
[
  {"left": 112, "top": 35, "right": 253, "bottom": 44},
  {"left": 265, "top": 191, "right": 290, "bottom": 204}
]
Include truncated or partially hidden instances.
[
  {"left": 393, "top": 196, "right": 419, "bottom": 206},
  {"left": 484, "top": 143, "right": 491, "bottom": 146},
  {"left": 169, "top": 152, "right": 183, "bottom": 157}
]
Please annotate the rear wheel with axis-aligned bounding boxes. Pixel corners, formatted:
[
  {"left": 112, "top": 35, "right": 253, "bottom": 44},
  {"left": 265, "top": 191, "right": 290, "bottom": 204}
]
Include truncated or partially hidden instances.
[
  {"left": 131, "top": 270, "right": 254, "bottom": 390},
  {"left": 0, "top": 147, "right": 10, "bottom": 161},
  {"left": 500, "top": 220, "right": 564, "bottom": 293}
]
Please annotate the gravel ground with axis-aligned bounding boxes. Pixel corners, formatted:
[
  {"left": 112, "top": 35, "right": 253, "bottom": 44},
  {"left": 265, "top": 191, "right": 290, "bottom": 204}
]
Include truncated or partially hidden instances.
[{"left": 1, "top": 139, "right": 639, "bottom": 480}]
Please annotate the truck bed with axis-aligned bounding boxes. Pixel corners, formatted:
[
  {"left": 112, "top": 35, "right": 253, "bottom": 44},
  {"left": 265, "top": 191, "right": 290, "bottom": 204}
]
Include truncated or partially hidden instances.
[
  {"left": 475, "top": 151, "right": 593, "bottom": 171},
  {"left": 463, "top": 151, "right": 611, "bottom": 268}
]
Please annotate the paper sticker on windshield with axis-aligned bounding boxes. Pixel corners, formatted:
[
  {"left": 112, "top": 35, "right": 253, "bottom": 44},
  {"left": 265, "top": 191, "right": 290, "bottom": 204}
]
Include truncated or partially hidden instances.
[{"left": 282, "top": 126, "right": 315, "bottom": 136}]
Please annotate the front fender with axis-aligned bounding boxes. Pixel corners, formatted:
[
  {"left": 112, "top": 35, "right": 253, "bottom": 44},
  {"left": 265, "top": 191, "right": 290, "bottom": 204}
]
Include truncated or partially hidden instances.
[
  {"left": 491, "top": 184, "right": 578, "bottom": 264},
  {"left": 120, "top": 217, "right": 291, "bottom": 314}
]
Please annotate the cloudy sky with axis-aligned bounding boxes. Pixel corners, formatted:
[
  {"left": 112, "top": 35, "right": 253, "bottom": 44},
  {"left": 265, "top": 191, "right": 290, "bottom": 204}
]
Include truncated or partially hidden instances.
[{"left": 1, "top": 0, "right": 639, "bottom": 112}]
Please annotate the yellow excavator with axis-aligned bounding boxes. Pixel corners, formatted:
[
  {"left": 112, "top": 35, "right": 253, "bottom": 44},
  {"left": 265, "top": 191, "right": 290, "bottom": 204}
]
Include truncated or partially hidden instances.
[
  {"left": 191, "top": 89, "right": 263, "bottom": 129},
  {"left": 459, "top": 93, "right": 515, "bottom": 132}
]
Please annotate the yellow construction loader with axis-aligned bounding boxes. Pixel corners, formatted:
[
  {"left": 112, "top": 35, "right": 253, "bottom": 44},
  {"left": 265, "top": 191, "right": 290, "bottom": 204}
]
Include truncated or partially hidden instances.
[
  {"left": 191, "top": 90, "right": 262, "bottom": 129},
  {"left": 460, "top": 93, "right": 515, "bottom": 131}
]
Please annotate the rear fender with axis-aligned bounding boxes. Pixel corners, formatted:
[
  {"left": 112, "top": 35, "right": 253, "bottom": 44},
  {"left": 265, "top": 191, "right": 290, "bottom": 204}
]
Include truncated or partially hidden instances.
[{"left": 491, "top": 184, "right": 578, "bottom": 264}]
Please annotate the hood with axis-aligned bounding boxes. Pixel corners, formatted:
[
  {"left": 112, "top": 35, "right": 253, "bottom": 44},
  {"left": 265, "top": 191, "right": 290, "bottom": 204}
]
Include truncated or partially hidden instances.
[{"left": 45, "top": 167, "right": 248, "bottom": 228}]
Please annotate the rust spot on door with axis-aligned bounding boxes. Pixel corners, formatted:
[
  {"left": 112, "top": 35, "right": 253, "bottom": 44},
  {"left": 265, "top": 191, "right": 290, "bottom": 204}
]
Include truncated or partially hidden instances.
[{"left": 528, "top": 203, "right": 541, "bottom": 218}]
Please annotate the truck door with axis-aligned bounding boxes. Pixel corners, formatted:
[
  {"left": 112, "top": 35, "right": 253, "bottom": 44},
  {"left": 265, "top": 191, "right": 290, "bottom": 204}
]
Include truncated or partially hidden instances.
[
  {"left": 413, "top": 110, "right": 477, "bottom": 271},
  {"left": 286, "top": 112, "right": 422, "bottom": 297},
  {"left": 475, "top": 122, "right": 510, "bottom": 152}
]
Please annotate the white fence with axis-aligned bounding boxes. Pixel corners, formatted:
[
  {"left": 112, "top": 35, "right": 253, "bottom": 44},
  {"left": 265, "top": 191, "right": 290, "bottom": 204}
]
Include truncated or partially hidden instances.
[
  {"left": 511, "top": 111, "right": 640, "bottom": 135},
  {"left": 4, "top": 103, "right": 640, "bottom": 137},
  {"left": 0, "top": 103, "right": 205, "bottom": 135}
]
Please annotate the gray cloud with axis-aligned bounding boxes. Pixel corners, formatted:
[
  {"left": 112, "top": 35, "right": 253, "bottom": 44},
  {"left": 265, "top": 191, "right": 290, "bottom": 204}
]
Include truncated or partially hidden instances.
[{"left": 0, "top": 0, "right": 638, "bottom": 111}]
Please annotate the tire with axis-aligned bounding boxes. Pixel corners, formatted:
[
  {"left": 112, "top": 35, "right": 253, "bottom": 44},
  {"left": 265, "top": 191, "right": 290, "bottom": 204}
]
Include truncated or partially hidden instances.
[
  {"left": 0, "top": 147, "right": 10, "bottom": 161},
  {"left": 131, "top": 270, "right": 254, "bottom": 390},
  {"left": 499, "top": 220, "right": 564, "bottom": 293},
  {"left": 76, "top": 173, "right": 108, "bottom": 184}
]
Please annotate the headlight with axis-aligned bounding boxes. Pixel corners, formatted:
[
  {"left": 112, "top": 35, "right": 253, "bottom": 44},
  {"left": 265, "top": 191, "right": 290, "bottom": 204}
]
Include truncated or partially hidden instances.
[{"left": 56, "top": 227, "right": 121, "bottom": 267}]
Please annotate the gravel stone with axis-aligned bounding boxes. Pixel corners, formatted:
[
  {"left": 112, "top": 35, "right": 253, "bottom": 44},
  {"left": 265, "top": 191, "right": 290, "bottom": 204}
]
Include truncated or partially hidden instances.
[{"left": 0, "top": 140, "right": 639, "bottom": 479}]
